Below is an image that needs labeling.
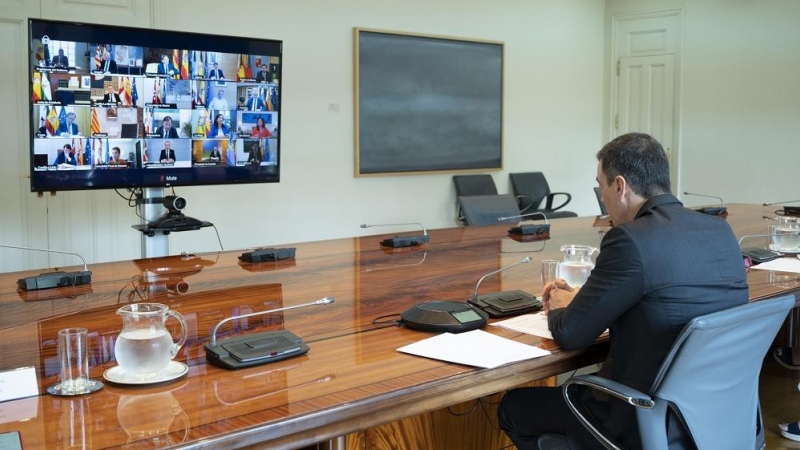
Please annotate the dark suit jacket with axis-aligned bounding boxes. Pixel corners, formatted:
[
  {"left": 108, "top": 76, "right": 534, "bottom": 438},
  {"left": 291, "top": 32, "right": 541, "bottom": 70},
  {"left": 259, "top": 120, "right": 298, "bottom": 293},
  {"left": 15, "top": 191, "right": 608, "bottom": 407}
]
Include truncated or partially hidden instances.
[
  {"left": 99, "top": 59, "right": 117, "bottom": 73},
  {"left": 102, "top": 93, "right": 122, "bottom": 104},
  {"left": 157, "top": 63, "right": 178, "bottom": 76},
  {"left": 159, "top": 149, "right": 176, "bottom": 162},
  {"left": 245, "top": 97, "right": 266, "bottom": 111},
  {"left": 52, "top": 54, "right": 69, "bottom": 67},
  {"left": 208, "top": 69, "right": 224, "bottom": 79},
  {"left": 548, "top": 194, "right": 748, "bottom": 449},
  {"left": 255, "top": 71, "right": 271, "bottom": 83},
  {"left": 155, "top": 126, "right": 179, "bottom": 139}
]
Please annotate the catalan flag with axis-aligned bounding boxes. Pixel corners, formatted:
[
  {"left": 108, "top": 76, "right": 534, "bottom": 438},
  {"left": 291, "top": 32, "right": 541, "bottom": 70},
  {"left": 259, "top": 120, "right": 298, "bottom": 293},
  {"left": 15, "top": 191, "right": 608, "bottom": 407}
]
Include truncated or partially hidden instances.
[
  {"left": 32, "top": 72, "right": 42, "bottom": 102},
  {"left": 172, "top": 49, "right": 180, "bottom": 73},
  {"left": 91, "top": 108, "right": 100, "bottom": 135},
  {"left": 46, "top": 105, "right": 58, "bottom": 135},
  {"left": 181, "top": 50, "right": 189, "bottom": 80}
]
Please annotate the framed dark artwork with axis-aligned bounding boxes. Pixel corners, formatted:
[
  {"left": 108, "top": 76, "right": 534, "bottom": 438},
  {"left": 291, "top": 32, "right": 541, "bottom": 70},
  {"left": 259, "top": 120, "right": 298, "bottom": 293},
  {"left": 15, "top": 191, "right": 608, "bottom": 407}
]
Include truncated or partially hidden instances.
[{"left": 354, "top": 28, "right": 504, "bottom": 176}]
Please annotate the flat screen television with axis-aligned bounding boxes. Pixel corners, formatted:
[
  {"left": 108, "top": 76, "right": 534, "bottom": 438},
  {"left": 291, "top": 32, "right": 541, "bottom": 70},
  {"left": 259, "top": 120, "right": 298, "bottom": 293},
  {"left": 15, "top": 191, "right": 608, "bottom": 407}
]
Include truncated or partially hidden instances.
[{"left": 28, "top": 19, "right": 282, "bottom": 192}]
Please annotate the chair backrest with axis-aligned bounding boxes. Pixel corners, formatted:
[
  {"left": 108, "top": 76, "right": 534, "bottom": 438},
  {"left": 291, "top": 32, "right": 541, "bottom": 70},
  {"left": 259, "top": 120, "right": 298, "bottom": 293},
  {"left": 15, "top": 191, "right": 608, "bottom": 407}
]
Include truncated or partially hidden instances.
[
  {"left": 453, "top": 175, "right": 498, "bottom": 197},
  {"left": 638, "top": 295, "right": 794, "bottom": 450},
  {"left": 593, "top": 187, "right": 608, "bottom": 216},
  {"left": 509, "top": 172, "right": 550, "bottom": 211},
  {"left": 458, "top": 194, "right": 520, "bottom": 226}
]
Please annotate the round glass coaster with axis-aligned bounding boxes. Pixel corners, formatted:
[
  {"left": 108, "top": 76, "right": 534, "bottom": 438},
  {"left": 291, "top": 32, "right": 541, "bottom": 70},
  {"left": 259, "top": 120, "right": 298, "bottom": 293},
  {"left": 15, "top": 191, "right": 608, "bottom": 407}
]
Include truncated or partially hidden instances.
[{"left": 47, "top": 378, "right": 104, "bottom": 396}]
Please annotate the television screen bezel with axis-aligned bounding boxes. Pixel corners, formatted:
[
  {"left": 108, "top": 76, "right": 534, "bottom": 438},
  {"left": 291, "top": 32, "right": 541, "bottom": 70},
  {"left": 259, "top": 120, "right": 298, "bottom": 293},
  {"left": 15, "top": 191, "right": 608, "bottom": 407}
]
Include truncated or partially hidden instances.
[{"left": 27, "top": 18, "right": 282, "bottom": 193}]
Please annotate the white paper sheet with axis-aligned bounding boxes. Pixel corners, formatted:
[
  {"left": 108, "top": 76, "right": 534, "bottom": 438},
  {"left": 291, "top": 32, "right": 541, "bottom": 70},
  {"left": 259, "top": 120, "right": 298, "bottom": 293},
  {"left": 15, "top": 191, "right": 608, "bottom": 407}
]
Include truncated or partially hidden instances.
[
  {"left": 396, "top": 329, "right": 551, "bottom": 369},
  {"left": 490, "top": 312, "right": 553, "bottom": 339},
  {"left": 750, "top": 256, "right": 800, "bottom": 274}
]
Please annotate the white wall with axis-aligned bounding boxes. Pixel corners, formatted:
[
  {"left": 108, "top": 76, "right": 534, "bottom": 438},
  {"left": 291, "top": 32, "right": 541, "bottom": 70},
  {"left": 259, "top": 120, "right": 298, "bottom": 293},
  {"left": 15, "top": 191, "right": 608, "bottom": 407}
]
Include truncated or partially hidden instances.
[
  {"left": 605, "top": 0, "right": 800, "bottom": 208},
  {"left": 0, "top": 0, "right": 606, "bottom": 271}
]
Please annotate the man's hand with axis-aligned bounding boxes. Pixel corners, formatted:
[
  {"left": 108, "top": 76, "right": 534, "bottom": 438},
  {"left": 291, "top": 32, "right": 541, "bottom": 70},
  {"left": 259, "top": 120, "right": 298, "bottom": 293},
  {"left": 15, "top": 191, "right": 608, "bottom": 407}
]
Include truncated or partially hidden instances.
[{"left": 542, "top": 278, "right": 579, "bottom": 314}]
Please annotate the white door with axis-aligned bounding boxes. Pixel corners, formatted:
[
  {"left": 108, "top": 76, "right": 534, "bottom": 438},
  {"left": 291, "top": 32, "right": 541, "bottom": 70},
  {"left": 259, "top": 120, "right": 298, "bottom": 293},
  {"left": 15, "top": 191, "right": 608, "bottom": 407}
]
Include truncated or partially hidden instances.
[
  {"left": 616, "top": 54, "right": 676, "bottom": 187},
  {"left": 611, "top": 9, "right": 681, "bottom": 193}
]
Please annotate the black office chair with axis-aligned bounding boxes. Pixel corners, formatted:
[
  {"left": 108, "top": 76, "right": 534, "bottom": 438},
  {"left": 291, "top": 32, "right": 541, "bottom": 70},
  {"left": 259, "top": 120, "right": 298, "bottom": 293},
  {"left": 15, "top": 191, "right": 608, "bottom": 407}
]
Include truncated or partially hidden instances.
[
  {"left": 594, "top": 186, "right": 608, "bottom": 216},
  {"left": 453, "top": 174, "right": 532, "bottom": 224},
  {"left": 509, "top": 172, "right": 577, "bottom": 219},
  {"left": 538, "top": 295, "right": 794, "bottom": 450},
  {"left": 458, "top": 194, "right": 521, "bottom": 226}
]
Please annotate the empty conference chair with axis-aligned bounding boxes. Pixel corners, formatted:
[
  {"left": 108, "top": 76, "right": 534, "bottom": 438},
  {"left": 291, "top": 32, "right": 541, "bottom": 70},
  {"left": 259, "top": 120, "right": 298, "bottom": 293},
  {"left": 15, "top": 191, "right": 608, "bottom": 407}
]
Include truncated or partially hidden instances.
[
  {"left": 594, "top": 186, "right": 608, "bottom": 216},
  {"left": 538, "top": 295, "right": 794, "bottom": 450},
  {"left": 509, "top": 172, "right": 576, "bottom": 219},
  {"left": 458, "top": 194, "right": 521, "bottom": 227},
  {"left": 453, "top": 174, "right": 532, "bottom": 224}
]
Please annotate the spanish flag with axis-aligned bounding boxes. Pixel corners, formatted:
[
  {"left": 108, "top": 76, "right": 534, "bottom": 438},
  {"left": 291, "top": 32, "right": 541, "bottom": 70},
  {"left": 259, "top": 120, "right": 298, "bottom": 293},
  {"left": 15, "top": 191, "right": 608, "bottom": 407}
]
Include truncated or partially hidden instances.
[
  {"left": 181, "top": 50, "right": 189, "bottom": 80},
  {"left": 94, "top": 45, "right": 104, "bottom": 70},
  {"left": 124, "top": 78, "right": 132, "bottom": 105},
  {"left": 47, "top": 105, "right": 59, "bottom": 134},
  {"left": 32, "top": 72, "right": 42, "bottom": 102}
]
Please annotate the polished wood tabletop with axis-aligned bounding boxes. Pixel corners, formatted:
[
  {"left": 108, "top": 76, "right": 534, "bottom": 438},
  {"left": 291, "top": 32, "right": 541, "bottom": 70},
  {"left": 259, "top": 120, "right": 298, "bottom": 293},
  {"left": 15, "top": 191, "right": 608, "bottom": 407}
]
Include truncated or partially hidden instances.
[{"left": 0, "top": 203, "right": 797, "bottom": 449}]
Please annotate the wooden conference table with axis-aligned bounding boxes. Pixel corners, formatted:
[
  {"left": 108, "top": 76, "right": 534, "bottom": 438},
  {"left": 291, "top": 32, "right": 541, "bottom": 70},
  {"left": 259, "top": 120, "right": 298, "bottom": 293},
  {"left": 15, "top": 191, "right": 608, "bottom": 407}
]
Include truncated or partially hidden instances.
[{"left": 0, "top": 203, "right": 798, "bottom": 450}]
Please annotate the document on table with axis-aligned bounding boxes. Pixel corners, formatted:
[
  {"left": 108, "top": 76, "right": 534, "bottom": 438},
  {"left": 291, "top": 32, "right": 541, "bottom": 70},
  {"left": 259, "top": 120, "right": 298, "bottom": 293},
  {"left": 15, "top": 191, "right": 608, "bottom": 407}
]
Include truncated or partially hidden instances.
[
  {"left": 490, "top": 312, "right": 553, "bottom": 339},
  {"left": 750, "top": 256, "right": 800, "bottom": 274},
  {"left": 396, "top": 329, "right": 551, "bottom": 369}
]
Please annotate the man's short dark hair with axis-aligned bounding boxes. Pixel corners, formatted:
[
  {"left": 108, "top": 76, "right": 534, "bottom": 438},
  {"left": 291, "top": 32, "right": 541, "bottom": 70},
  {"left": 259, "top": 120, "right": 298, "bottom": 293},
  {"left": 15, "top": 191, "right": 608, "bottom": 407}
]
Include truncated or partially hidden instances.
[{"left": 596, "top": 132, "right": 671, "bottom": 198}]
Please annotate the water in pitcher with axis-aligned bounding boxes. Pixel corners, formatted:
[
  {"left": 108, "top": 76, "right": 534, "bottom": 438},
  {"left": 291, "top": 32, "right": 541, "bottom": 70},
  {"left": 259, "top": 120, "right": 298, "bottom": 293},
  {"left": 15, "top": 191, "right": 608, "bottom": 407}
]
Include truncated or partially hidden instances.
[
  {"left": 559, "top": 261, "right": 594, "bottom": 287},
  {"left": 114, "top": 328, "right": 173, "bottom": 375},
  {"left": 774, "top": 227, "right": 800, "bottom": 250}
]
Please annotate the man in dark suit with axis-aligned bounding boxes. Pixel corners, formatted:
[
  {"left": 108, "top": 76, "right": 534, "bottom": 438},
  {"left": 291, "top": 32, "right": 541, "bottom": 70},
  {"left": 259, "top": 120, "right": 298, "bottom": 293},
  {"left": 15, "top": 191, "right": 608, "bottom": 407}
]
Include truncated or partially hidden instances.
[
  {"left": 244, "top": 89, "right": 266, "bottom": 111},
  {"left": 159, "top": 140, "right": 176, "bottom": 164},
  {"left": 157, "top": 54, "right": 178, "bottom": 78},
  {"left": 155, "top": 116, "right": 179, "bottom": 138},
  {"left": 99, "top": 51, "right": 117, "bottom": 73},
  {"left": 102, "top": 84, "right": 122, "bottom": 105},
  {"left": 57, "top": 112, "right": 80, "bottom": 136},
  {"left": 208, "top": 62, "right": 224, "bottom": 80},
  {"left": 54, "top": 143, "right": 77, "bottom": 165},
  {"left": 498, "top": 133, "right": 748, "bottom": 450},
  {"left": 51, "top": 49, "right": 69, "bottom": 68},
  {"left": 255, "top": 64, "right": 271, "bottom": 83}
]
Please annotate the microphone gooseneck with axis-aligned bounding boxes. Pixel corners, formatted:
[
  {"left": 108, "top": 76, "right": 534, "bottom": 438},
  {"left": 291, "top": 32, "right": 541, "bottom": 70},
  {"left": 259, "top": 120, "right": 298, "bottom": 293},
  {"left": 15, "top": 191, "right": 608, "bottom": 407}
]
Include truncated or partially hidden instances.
[
  {"left": 763, "top": 199, "right": 800, "bottom": 206},
  {"left": 737, "top": 232, "right": 800, "bottom": 246},
  {"left": 0, "top": 243, "right": 89, "bottom": 272},
  {"left": 683, "top": 191, "right": 724, "bottom": 207},
  {"left": 472, "top": 257, "right": 532, "bottom": 300},
  {"left": 209, "top": 297, "right": 335, "bottom": 346},
  {"left": 496, "top": 212, "right": 549, "bottom": 224},
  {"left": 361, "top": 222, "right": 428, "bottom": 236}
]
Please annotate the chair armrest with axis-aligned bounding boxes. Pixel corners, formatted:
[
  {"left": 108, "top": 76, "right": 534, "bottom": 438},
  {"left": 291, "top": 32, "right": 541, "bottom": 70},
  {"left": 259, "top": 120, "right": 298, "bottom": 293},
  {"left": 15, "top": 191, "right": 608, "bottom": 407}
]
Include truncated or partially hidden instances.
[
  {"left": 562, "top": 375, "right": 655, "bottom": 450},
  {"left": 564, "top": 375, "right": 654, "bottom": 409},
  {"left": 514, "top": 194, "right": 538, "bottom": 214},
  {"left": 545, "top": 192, "right": 572, "bottom": 211}
]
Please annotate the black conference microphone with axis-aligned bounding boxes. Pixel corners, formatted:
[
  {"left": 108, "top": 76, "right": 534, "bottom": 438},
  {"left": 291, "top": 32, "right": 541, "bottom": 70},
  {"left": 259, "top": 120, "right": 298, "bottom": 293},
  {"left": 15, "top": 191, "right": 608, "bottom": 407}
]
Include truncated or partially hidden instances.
[
  {"left": 1, "top": 244, "right": 92, "bottom": 291},
  {"left": 498, "top": 212, "right": 550, "bottom": 237},
  {"left": 762, "top": 199, "right": 800, "bottom": 217},
  {"left": 682, "top": 191, "right": 727, "bottom": 216},
  {"left": 467, "top": 256, "right": 541, "bottom": 318},
  {"left": 360, "top": 222, "right": 429, "bottom": 248},
  {"left": 205, "top": 297, "right": 335, "bottom": 370},
  {"left": 737, "top": 233, "right": 800, "bottom": 264}
]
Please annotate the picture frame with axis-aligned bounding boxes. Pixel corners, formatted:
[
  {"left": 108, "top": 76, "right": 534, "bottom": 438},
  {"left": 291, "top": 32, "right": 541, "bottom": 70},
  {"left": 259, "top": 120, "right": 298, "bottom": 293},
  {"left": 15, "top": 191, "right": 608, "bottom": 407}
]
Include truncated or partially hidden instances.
[{"left": 354, "top": 28, "right": 504, "bottom": 176}]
